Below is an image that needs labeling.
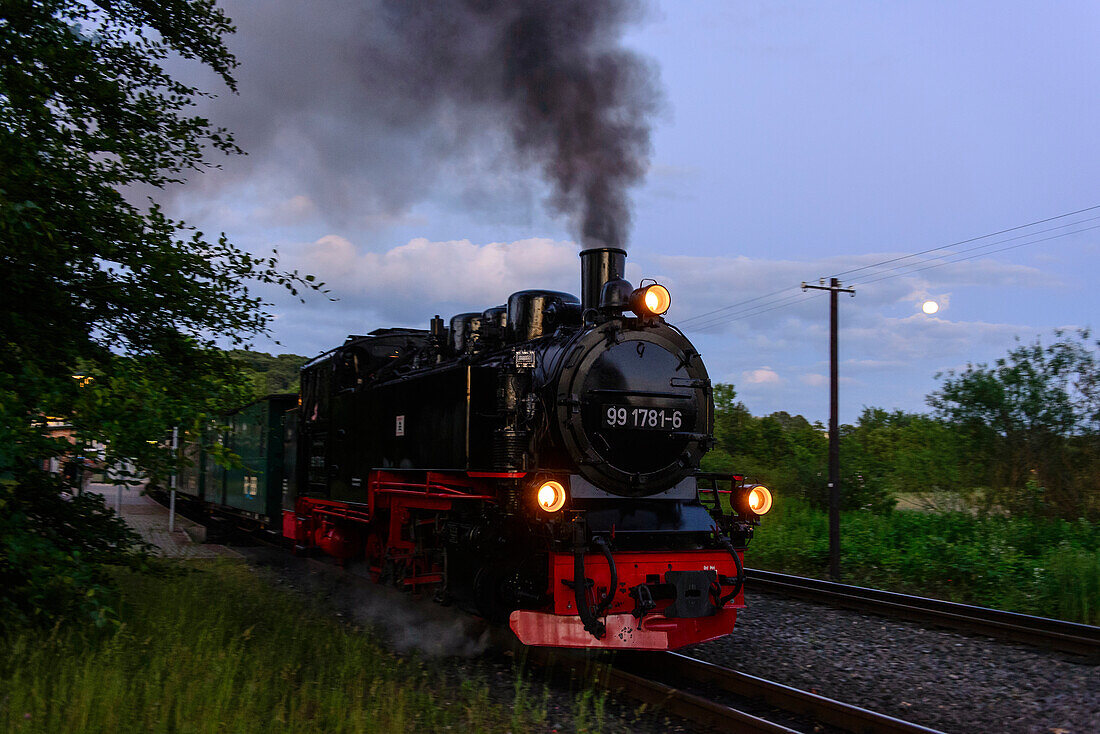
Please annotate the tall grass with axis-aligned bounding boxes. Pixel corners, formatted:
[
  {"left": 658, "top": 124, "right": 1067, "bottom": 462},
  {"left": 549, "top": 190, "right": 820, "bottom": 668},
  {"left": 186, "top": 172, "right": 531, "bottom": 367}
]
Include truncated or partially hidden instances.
[
  {"left": 0, "top": 561, "right": 546, "bottom": 733},
  {"left": 747, "top": 497, "right": 1100, "bottom": 624}
]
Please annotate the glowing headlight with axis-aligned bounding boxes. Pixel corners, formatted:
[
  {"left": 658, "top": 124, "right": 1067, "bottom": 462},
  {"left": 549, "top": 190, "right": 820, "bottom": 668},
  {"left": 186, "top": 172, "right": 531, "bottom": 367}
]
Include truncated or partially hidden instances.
[
  {"left": 630, "top": 284, "right": 671, "bottom": 316},
  {"left": 536, "top": 480, "right": 566, "bottom": 512},
  {"left": 747, "top": 485, "right": 773, "bottom": 515}
]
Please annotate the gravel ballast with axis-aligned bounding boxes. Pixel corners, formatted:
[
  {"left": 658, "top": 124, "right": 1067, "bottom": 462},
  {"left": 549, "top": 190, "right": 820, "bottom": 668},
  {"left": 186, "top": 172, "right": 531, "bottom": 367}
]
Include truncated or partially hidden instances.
[{"left": 687, "top": 592, "right": 1100, "bottom": 734}]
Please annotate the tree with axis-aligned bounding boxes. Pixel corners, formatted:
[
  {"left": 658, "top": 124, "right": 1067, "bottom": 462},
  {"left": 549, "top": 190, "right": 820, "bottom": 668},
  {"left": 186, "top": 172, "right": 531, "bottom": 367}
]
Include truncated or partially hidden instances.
[
  {"left": 704, "top": 384, "right": 827, "bottom": 502},
  {"left": 928, "top": 330, "right": 1100, "bottom": 518},
  {"left": 839, "top": 408, "right": 967, "bottom": 513},
  {"left": 1, "top": 1, "right": 320, "bottom": 625},
  {"left": 229, "top": 350, "right": 310, "bottom": 400}
]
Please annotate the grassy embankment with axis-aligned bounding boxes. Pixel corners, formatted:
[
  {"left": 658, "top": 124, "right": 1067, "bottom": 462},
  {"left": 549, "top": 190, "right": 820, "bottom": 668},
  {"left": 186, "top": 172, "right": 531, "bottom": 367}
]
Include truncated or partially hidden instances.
[
  {"left": 0, "top": 561, "right": 591, "bottom": 733},
  {"left": 746, "top": 497, "right": 1100, "bottom": 624}
]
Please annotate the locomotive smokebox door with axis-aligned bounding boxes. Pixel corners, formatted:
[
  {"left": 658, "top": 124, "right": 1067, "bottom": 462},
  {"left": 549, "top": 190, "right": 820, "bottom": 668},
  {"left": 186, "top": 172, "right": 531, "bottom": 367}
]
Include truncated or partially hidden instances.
[{"left": 556, "top": 321, "right": 713, "bottom": 496}]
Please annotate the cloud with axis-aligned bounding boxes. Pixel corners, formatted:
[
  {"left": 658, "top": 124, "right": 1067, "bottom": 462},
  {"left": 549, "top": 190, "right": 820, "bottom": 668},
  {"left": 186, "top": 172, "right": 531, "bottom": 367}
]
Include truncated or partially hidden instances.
[
  {"left": 243, "top": 243, "right": 1065, "bottom": 422},
  {"left": 845, "top": 315, "right": 1034, "bottom": 364},
  {"left": 254, "top": 195, "right": 318, "bottom": 226},
  {"left": 843, "top": 358, "right": 909, "bottom": 370},
  {"left": 743, "top": 367, "right": 781, "bottom": 385},
  {"left": 252, "top": 235, "right": 650, "bottom": 357},
  {"left": 266, "top": 241, "right": 1052, "bottom": 381},
  {"left": 651, "top": 251, "right": 1057, "bottom": 335},
  {"left": 647, "top": 252, "right": 1049, "bottom": 364},
  {"left": 288, "top": 235, "right": 580, "bottom": 325},
  {"left": 622, "top": 249, "right": 1066, "bottom": 420}
]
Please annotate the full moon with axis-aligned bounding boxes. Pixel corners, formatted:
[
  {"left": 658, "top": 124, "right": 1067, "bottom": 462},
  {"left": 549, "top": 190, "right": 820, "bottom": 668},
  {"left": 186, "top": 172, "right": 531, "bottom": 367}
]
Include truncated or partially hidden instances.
[{"left": 922, "top": 300, "right": 940, "bottom": 314}]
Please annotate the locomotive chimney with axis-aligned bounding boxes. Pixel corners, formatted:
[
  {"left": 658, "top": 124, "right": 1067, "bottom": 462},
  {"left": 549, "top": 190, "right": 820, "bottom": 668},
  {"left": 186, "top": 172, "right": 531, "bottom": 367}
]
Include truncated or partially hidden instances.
[{"left": 579, "top": 247, "right": 627, "bottom": 313}]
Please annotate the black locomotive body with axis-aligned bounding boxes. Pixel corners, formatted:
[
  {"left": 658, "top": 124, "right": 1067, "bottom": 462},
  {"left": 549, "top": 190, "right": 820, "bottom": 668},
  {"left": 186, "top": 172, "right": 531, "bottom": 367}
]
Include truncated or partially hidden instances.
[{"left": 197, "top": 247, "right": 771, "bottom": 649}]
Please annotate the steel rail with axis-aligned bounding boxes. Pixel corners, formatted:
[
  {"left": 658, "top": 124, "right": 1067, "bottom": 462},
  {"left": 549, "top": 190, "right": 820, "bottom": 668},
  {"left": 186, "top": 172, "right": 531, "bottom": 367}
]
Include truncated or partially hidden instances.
[
  {"left": 598, "top": 663, "right": 801, "bottom": 734},
  {"left": 745, "top": 568, "right": 1100, "bottom": 656},
  {"left": 523, "top": 646, "right": 802, "bottom": 734},
  {"left": 619, "top": 652, "right": 946, "bottom": 734}
]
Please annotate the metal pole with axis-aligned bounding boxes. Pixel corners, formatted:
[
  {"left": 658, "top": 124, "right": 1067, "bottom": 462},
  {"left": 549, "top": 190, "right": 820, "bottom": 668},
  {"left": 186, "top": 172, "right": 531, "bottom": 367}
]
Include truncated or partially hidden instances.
[
  {"left": 828, "top": 278, "right": 841, "bottom": 580},
  {"left": 169, "top": 426, "right": 178, "bottom": 533}
]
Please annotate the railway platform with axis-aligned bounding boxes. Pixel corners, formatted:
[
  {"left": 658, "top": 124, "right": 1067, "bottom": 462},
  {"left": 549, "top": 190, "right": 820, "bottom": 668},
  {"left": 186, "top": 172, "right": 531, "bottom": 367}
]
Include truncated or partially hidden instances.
[{"left": 85, "top": 482, "right": 236, "bottom": 559}]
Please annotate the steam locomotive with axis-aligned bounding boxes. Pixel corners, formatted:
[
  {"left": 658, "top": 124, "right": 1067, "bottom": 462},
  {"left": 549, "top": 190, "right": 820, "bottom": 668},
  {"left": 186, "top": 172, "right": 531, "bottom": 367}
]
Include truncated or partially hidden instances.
[{"left": 180, "top": 247, "right": 772, "bottom": 650}]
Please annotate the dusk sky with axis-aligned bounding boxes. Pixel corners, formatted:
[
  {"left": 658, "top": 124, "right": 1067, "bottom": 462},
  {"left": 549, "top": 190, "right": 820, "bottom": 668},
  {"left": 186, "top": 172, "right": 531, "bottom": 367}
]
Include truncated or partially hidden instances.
[{"left": 166, "top": 1, "right": 1100, "bottom": 424}]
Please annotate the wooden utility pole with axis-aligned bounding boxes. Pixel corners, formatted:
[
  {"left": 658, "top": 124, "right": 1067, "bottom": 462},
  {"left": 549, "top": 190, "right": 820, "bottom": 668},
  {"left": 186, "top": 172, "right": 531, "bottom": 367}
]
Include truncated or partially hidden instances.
[{"left": 801, "top": 278, "right": 855, "bottom": 580}]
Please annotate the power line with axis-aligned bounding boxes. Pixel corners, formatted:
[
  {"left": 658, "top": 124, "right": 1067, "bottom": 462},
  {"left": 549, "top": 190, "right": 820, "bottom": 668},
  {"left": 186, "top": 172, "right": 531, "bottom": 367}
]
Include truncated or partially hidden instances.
[
  {"left": 688, "top": 291, "right": 808, "bottom": 332},
  {"left": 850, "top": 222, "right": 1100, "bottom": 287},
  {"left": 844, "top": 214, "right": 1100, "bottom": 285},
  {"left": 829, "top": 204, "right": 1100, "bottom": 279},
  {"left": 677, "top": 285, "right": 794, "bottom": 327},
  {"left": 687, "top": 221, "right": 1096, "bottom": 332},
  {"left": 716, "top": 293, "right": 820, "bottom": 326},
  {"left": 678, "top": 204, "right": 1100, "bottom": 332},
  {"left": 683, "top": 288, "right": 805, "bottom": 331},
  {"left": 686, "top": 290, "right": 820, "bottom": 333}
]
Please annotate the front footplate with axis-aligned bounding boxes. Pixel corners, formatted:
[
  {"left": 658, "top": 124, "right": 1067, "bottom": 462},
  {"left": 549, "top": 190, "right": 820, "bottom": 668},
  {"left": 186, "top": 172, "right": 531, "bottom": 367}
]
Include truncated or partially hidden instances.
[
  {"left": 511, "top": 547, "right": 746, "bottom": 649},
  {"left": 509, "top": 608, "right": 739, "bottom": 650}
]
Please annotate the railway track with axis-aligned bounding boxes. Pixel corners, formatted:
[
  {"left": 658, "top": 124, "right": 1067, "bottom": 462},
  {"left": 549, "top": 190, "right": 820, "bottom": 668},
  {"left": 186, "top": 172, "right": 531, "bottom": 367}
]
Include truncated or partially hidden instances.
[
  {"left": 272, "top": 547, "right": 938, "bottom": 733},
  {"left": 174, "top": 510, "right": 1079, "bottom": 732},
  {"left": 223, "top": 532, "right": 947, "bottom": 734},
  {"left": 744, "top": 568, "right": 1100, "bottom": 657},
  {"left": 525, "top": 647, "right": 946, "bottom": 734}
]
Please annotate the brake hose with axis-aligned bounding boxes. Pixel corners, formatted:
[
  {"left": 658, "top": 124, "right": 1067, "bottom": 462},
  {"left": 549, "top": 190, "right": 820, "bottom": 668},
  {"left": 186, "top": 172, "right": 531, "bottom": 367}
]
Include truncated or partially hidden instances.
[
  {"left": 717, "top": 536, "right": 745, "bottom": 607},
  {"left": 573, "top": 542, "right": 604, "bottom": 639},
  {"left": 591, "top": 536, "right": 618, "bottom": 617},
  {"left": 571, "top": 525, "right": 618, "bottom": 639}
]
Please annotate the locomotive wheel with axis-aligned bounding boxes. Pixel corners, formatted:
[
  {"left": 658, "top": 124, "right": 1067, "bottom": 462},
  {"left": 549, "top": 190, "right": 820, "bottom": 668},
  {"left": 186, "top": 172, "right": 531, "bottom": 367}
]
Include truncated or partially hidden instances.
[{"left": 472, "top": 566, "right": 514, "bottom": 623}]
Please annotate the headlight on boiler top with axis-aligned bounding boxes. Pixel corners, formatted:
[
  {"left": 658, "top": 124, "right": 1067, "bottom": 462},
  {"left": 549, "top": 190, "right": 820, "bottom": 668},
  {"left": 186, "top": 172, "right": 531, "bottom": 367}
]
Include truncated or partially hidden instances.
[
  {"left": 630, "top": 283, "right": 671, "bottom": 316},
  {"left": 536, "top": 480, "right": 566, "bottom": 513}
]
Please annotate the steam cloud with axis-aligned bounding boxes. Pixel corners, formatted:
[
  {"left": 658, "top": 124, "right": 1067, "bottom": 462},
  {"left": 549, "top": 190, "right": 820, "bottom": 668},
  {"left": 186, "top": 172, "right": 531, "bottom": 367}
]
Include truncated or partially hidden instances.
[
  {"left": 250, "top": 549, "right": 493, "bottom": 658},
  {"left": 195, "top": 0, "right": 659, "bottom": 247}
]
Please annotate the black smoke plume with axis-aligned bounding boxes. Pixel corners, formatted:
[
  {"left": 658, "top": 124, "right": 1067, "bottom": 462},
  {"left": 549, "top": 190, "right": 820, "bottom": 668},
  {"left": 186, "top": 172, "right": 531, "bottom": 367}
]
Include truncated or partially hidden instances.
[
  {"left": 385, "top": 0, "right": 658, "bottom": 247},
  {"left": 185, "top": 0, "right": 659, "bottom": 247}
]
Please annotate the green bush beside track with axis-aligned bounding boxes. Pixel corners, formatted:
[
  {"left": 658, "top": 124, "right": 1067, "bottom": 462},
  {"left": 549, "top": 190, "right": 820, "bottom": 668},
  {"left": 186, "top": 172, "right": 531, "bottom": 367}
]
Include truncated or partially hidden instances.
[{"left": 749, "top": 497, "right": 1100, "bottom": 625}]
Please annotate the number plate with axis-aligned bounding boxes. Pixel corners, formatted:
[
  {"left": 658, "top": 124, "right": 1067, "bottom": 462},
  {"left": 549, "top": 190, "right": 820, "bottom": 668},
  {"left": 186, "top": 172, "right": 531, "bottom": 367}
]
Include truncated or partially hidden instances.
[{"left": 603, "top": 405, "right": 683, "bottom": 431}]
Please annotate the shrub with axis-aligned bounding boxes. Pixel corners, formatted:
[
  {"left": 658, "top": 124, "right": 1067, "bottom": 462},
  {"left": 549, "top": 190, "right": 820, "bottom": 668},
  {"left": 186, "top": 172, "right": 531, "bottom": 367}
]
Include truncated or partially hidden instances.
[
  {"left": 0, "top": 475, "right": 149, "bottom": 630},
  {"left": 747, "top": 496, "right": 1100, "bottom": 623}
]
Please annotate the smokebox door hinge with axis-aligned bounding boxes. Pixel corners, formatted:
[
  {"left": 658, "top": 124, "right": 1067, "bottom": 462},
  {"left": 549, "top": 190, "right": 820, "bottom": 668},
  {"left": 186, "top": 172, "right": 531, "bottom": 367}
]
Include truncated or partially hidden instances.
[
  {"left": 557, "top": 394, "right": 582, "bottom": 413},
  {"left": 670, "top": 377, "right": 710, "bottom": 389}
]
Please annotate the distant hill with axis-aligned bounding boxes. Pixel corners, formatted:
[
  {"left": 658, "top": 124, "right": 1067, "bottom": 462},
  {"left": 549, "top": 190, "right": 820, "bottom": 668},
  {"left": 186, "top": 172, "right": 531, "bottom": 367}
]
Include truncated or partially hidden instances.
[{"left": 228, "top": 350, "right": 309, "bottom": 399}]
